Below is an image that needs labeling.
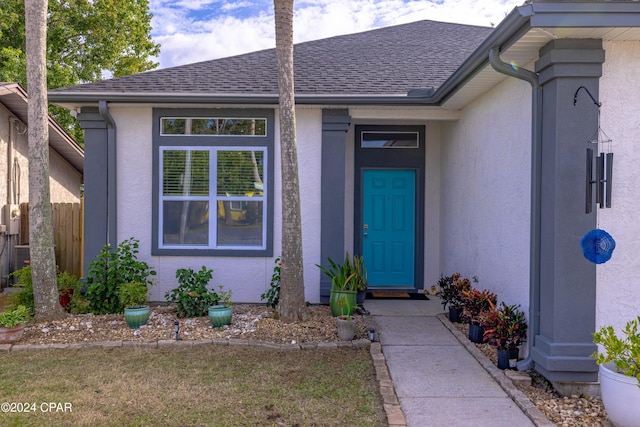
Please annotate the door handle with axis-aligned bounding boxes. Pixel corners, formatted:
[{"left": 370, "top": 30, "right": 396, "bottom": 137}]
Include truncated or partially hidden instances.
[{"left": 364, "top": 233, "right": 368, "bottom": 238}]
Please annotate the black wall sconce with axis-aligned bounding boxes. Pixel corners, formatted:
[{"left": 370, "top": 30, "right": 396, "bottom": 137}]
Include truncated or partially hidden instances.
[{"left": 574, "top": 86, "right": 613, "bottom": 214}]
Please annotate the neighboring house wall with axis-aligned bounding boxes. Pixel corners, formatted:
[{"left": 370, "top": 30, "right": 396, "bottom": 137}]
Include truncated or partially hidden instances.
[
  {"left": 0, "top": 103, "right": 83, "bottom": 285},
  {"left": 0, "top": 105, "right": 82, "bottom": 205},
  {"left": 48, "top": 143, "right": 83, "bottom": 202},
  {"left": 597, "top": 40, "right": 640, "bottom": 332},
  {"left": 439, "top": 76, "right": 532, "bottom": 313}
]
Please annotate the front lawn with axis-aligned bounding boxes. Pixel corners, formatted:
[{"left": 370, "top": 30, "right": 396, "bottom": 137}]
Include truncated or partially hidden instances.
[{"left": 0, "top": 345, "right": 385, "bottom": 426}]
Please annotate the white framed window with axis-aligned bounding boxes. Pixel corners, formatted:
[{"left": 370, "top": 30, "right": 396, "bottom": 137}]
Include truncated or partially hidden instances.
[
  {"left": 159, "top": 147, "right": 267, "bottom": 250},
  {"left": 152, "top": 108, "right": 274, "bottom": 257}
]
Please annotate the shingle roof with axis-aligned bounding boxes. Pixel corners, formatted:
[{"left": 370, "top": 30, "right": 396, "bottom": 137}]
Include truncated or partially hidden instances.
[{"left": 50, "top": 20, "right": 493, "bottom": 97}]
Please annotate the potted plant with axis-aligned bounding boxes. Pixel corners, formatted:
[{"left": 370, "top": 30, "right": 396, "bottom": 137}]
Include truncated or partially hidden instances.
[
  {"left": 480, "top": 302, "right": 528, "bottom": 369},
  {"left": 460, "top": 288, "right": 497, "bottom": 343},
  {"left": 57, "top": 271, "right": 82, "bottom": 311},
  {"left": 439, "top": 273, "right": 470, "bottom": 322},
  {"left": 0, "top": 305, "right": 31, "bottom": 344},
  {"left": 208, "top": 285, "right": 233, "bottom": 328},
  {"left": 118, "top": 281, "right": 151, "bottom": 328},
  {"left": 335, "top": 296, "right": 357, "bottom": 341},
  {"left": 592, "top": 316, "right": 640, "bottom": 427},
  {"left": 317, "top": 254, "right": 358, "bottom": 317}
]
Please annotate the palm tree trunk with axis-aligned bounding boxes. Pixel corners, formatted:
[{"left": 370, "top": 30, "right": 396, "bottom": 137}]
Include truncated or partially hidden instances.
[
  {"left": 274, "top": 0, "right": 306, "bottom": 322},
  {"left": 25, "top": 0, "right": 65, "bottom": 321}
]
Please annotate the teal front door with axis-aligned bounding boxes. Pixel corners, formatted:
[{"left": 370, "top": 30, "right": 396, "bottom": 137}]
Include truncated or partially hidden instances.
[{"left": 362, "top": 169, "right": 415, "bottom": 288}]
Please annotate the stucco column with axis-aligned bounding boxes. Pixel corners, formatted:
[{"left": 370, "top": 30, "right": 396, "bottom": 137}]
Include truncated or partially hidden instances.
[
  {"left": 532, "top": 39, "right": 604, "bottom": 384},
  {"left": 319, "top": 109, "right": 351, "bottom": 301},
  {"left": 77, "top": 107, "right": 110, "bottom": 278}
]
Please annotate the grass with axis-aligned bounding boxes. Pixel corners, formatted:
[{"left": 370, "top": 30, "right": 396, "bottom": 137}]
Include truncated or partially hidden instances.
[{"left": 0, "top": 345, "right": 386, "bottom": 426}]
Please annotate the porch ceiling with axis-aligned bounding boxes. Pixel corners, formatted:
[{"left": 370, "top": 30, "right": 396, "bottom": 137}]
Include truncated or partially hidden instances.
[{"left": 442, "top": 26, "right": 640, "bottom": 110}]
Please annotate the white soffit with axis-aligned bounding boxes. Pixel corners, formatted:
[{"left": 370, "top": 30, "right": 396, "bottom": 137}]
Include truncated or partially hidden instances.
[{"left": 442, "top": 26, "right": 640, "bottom": 110}]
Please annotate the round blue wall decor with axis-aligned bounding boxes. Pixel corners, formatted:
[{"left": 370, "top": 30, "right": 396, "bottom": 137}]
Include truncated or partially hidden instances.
[{"left": 581, "top": 229, "right": 616, "bottom": 264}]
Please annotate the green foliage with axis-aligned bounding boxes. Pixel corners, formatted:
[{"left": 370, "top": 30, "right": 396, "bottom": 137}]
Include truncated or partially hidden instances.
[
  {"left": 316, "top": 253, "right": 365, "bottom": 292},
  {"left": 10, "top": 266, "right": 86, "bottom": 314},
  {"left": 9, "top": 265, "right": 34, "bottom": 313},
  {"left": 165, "top": 266, "right": 220, "bottom": 317},
  {"left": 85, "top": 238, "right": 156, "bottom": 314},
  {"left": 57, "top": 271, "right": 83, "bottom": 293},
  {"left": 480, "top": 302, "right": 528, "bottom": 351},
  {"left": 117, "top": 282, "right": 149, "bottom": 308},
  {"left": 439, "top": 273, "right": 471, "bottom": 309},
  {"left": 0, "top": 305, "right": 30, "bottom": 328},
  {"left": 0, "top": 0, "right": 160, "bottom": 144},
  {"left": 351, "top": 255, "right": 368, "bottom": 292},
  {"left": 67, "top": 294, "right": 91, "bottom": 315},
  {"left": 261, "top": 257, "right": 281, "bottom": 309},
  {"left": 592, "top": 316, "right": 640, "bottom": 383}
]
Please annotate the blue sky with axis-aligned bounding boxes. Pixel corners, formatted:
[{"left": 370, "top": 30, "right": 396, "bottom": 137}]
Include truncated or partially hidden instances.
[{"left": 149, "top": 0, "right": 524, "bottom": 69}]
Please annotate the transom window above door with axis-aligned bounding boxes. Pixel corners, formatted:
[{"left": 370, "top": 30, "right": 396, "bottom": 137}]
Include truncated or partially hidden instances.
[{"left": 360, "top": 131, "right": 419, "bottom": 148}]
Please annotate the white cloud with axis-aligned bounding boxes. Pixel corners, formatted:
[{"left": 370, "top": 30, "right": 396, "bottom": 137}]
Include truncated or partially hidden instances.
[{"left": 150, "top": 0, "right": 524, "bottom": 68}]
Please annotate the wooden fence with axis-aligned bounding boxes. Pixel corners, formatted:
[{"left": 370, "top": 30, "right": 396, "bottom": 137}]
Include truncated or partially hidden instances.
[{"left": 19, "top": 200, "right": 84, "bottom": 278}]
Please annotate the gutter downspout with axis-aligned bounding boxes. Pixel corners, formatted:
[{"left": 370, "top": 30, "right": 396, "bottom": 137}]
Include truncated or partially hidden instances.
[
  {"left": 489, "top": 47, "right": 541, "bottom": 371},
  {"left": 98, "top": 101, "right": 117, "bottom": 246}
]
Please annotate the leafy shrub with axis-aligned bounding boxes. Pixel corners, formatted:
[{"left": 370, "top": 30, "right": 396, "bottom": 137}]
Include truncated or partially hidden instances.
[
  {"left": 85, "top": 238, "right": 156, "bottom": 314},
  {"left": 439, "top": 273, "right": 471, "bottom": 309},
  {"left": 118, "top": 282, "right": 149, "bottom": 308},
  {"left": 592, "top": 316, "right": 640, "bottom": 381},
  {"left": 480, "top": 302, "right": 528, "bottom": 351},
  {"left": 10, "top": 265, "right": 34, "bottom": 313},
  {"left": 261, "top": 257, "right": 281, "bottom": 309},
  {"left": 10, "top": 266, "right": 85, "bottom": 314},
  {"left": 0, "top": 305, "right": 31, "bottom": 328},
  {"left": 460, "top": 288, "right": 497, "bottom": 325},
  {"left": 165, "top": 266, "right": 219, "bottom": 317}
]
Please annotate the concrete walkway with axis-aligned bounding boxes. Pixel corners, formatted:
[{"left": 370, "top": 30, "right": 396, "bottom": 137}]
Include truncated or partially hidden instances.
[{"left": 366, "top": 297, "right": 552, "bottom": 427}]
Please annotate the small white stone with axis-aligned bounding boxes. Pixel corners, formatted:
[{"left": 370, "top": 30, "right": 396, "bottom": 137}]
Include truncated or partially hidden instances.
[
  {"left": 291, "top": 340, "right": 296, "bottom": 345},
  {"left": 41, "top": 328, "right": 49, "bottom": 333},
  {"left": 69, "top": 325, "right": 77, "bottom": 331}
]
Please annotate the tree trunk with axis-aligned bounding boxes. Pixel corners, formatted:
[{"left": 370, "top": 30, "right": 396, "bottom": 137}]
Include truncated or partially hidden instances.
[
  {"left": 25, "top": 0, "right": 65, "bottom": 321},
  {"left": 274, "top": 0, "right": 306, "bottom": 322}
]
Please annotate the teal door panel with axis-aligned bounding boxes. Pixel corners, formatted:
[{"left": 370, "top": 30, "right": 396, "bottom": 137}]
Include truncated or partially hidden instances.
[{"left": 363, "top": 170, "right": 415, "bottom": 287}]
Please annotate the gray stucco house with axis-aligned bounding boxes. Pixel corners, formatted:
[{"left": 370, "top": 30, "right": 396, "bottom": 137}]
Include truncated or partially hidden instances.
[{"left": 49, "top": 0, "right": 640, "bottom": 389}]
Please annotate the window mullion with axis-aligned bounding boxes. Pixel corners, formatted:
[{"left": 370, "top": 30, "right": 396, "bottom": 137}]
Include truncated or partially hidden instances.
[{"left": 210, "top": 149, "right": 217, "bottom": 249}]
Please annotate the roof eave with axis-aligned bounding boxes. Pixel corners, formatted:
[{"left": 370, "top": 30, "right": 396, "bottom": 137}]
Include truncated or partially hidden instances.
[{"left": 1, "top": 83, "right": 84, "bottom": 174}]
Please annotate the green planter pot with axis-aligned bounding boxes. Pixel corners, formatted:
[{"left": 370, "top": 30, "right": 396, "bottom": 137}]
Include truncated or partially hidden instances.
[
  {"left": 208, "top": 305, "right": 233, "bottom": 328},
  {"left": 329, "top": 290, "right": 357, "bottom": 317},
  {"left": 123, "top": 306, "right": 150, "bottom": 329}
]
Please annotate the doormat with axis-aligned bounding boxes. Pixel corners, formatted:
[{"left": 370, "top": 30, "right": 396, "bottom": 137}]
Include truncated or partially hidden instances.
[{"left": 366, "top": 291, "right": 428, "bottom": 300}]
